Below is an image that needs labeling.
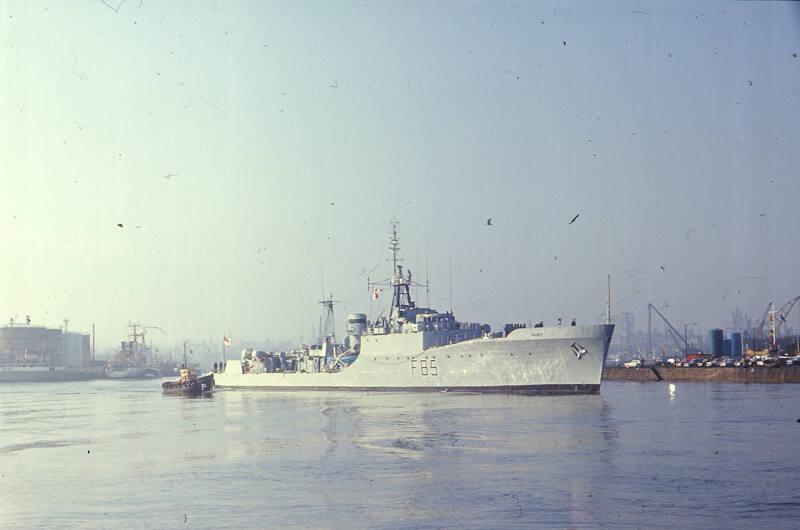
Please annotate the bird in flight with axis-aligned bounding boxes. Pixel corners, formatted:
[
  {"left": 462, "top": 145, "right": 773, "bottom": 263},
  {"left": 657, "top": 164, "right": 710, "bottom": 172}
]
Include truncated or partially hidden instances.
[
  {"left": 486, "top": 218, "right": 492, "bottom": 226},
  {"left": 568, "top": 213, "right": 580, "bottom": 224}
]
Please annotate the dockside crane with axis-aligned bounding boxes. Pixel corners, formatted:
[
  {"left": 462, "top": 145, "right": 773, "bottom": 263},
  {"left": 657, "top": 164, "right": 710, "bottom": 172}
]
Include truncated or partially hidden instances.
[
  {"left": 754, "top": 295, "right": 800, "bottom": 353},
  {"left": 647, "top": 303, "right": 689, "bottom": 357},
  {"left": 774, "top": 296, "right": 800, "bottom": 334}
]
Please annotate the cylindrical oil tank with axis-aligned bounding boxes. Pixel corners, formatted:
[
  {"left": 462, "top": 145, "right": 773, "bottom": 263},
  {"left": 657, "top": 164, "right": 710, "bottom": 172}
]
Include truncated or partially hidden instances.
[
  {"left": 0, "top": 326, "right": 62, "bottom": 364},
  {"left": 708, "top": 329, "right": 724, "bottom": 357},
  {"left": 731, "top": 332, "right": 743, "bottom": 358},
  {"left": 347, "top": 314, "right": 368, "bottom": 336},
  {"left": 61, "top": 332, "right": 90, "bottom": 368}
]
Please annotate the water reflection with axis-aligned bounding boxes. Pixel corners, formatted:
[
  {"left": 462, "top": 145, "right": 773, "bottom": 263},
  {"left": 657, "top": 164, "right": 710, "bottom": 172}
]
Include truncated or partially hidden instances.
[
  {"left": 307, "top": 392, "right": 617, "bottom": 528},
  {"left": 4, "top": 382, "right": 797, "bottom": 528},
  {"left": 200, "top": 390, "right": 619, "bottom": 527}
]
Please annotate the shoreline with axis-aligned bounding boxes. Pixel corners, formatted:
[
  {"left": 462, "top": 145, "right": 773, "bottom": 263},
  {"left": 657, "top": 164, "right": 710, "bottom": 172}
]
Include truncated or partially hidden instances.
[{"left": 603, "top": 365, "right": 800, "bottom": 383}]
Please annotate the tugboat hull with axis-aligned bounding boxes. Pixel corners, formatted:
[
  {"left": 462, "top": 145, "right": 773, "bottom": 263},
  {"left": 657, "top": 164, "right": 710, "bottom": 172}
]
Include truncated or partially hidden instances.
[{"left": 162, "top": 373, "right": 214, "bottom": 396}]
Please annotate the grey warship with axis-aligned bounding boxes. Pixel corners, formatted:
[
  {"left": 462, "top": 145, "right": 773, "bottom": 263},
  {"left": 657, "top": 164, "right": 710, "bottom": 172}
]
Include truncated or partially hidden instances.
[{"left": 216, "top": 222, "right": 614, "bottom": 394}]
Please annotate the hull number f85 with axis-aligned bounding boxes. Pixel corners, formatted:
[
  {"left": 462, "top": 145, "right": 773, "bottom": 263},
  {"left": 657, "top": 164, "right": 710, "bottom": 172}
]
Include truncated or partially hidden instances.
[{"left": 411, "top": 358, "right": 438, "bottom": 376}]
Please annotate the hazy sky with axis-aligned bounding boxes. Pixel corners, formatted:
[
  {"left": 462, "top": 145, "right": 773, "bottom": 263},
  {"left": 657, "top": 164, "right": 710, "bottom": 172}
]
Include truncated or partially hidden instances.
[{"left": 2, "top": 1, "right": 799, "bottom": 350}]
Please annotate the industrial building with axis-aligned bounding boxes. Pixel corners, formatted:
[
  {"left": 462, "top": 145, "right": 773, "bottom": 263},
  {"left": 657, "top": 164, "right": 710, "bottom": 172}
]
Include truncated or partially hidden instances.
[{"left": 0, "top": 325, "right": 91, "bottom": 368}]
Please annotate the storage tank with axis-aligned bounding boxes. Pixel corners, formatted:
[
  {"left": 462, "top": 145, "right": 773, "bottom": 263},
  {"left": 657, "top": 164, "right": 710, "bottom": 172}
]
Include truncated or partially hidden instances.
[
  {"left": 61, "top": 332, "right": 90, "bottom": 368},
  {"left": 731, "top": 332, "right": 743, "bottom": 359},
  {"left": 708, "top": 329, "right": 724, "bottom": 357},
  {"left": 0, "top": 326, "right": 62, "bottom": 364}
]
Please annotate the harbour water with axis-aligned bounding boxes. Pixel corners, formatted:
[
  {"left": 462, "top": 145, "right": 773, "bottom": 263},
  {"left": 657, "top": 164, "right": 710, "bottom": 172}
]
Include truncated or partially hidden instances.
[{"left": 1, "top": 381, "right": 798, "bottom": 529}]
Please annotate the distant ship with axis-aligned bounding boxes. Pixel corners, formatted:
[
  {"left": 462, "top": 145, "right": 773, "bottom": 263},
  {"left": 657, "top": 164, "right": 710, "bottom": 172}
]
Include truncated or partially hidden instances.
[
  {"left": 106, "top": 324, "right": 163, "bottom": 379},
  {"left": 217, "top": 221, "right": 614, "bottom": 394}
]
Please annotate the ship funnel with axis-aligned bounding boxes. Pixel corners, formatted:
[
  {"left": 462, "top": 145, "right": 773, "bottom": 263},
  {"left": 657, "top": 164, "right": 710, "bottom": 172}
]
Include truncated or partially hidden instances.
[
  {"left": 345, "top": 313, "right": 367, "bottom": 353},
  {"left": 347, "top": 314, "right": 368, "bottom": 337}
]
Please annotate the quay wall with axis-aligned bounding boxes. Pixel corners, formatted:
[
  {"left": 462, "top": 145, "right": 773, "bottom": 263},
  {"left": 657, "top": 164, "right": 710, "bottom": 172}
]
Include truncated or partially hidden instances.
[
  {"left": 602, "top": 366, "right": 659, "bottom": 382},
  {"left": 603, "top": 365, "right": 800, "bottom": 384}
]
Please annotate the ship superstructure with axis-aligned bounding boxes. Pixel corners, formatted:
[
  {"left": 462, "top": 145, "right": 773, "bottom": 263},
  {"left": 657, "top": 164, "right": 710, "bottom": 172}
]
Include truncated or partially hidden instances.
[
  {"left": 217, "top": 222, "right": 614, "bottom": 394},
  {"left": 106, "top": 324, "right": 162, "bottom": 379}
]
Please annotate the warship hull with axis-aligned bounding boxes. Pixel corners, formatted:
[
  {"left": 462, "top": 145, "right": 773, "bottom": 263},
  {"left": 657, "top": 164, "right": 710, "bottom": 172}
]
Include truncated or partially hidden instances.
[{"left": 216, "top": 325, "right": 614, "bottom": 394}]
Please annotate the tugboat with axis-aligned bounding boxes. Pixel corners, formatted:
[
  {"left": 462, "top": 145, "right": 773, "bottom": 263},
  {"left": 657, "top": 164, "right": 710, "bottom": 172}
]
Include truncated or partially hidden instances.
[
  {"left": 161, "top": 368, "right": 214, "bottom": 396},
  {"left": 161, "top": 342, "right": 214, "bottom": 396}
]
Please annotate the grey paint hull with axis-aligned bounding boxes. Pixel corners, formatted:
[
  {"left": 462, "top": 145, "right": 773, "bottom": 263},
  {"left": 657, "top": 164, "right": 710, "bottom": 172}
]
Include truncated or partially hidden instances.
[
  {"left": 216, "top": 325, "right": 614, "bottom": 394},
  {"left": 218, "top": 384, "right": 600, "bottom": 395}
]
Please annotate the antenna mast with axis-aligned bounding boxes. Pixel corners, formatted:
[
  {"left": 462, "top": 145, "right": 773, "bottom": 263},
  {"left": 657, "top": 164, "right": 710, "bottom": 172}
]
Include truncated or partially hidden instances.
[
  {"left": 389, "top": 219, "right": 400, "bottom": 276},
  {"left": 448, "top": 246, "right": 453, "bottom": 313},
  {"left": 368, "top": 220, "right": 428, "bottom": 325},
  {"left": 319, "top": 294, "right": 341, "bottom": 344},
  {"left": 425, "top": 239, "right": 430, "bottom": 308}
]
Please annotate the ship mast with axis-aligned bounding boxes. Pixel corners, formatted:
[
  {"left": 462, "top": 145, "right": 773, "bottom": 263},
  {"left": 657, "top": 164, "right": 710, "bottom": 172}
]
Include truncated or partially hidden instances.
[
  {"left": 389, "top": 220, "right": 414, "bottom": 315},
  {"left": 319, "top": 294, "right": 340, "bottom": 344},
  {"left": 129, "top": 323, "right": 144, "bottom": 356},
  {"left": 368, "top": 220, "right": 428, "bottom": 326}
]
